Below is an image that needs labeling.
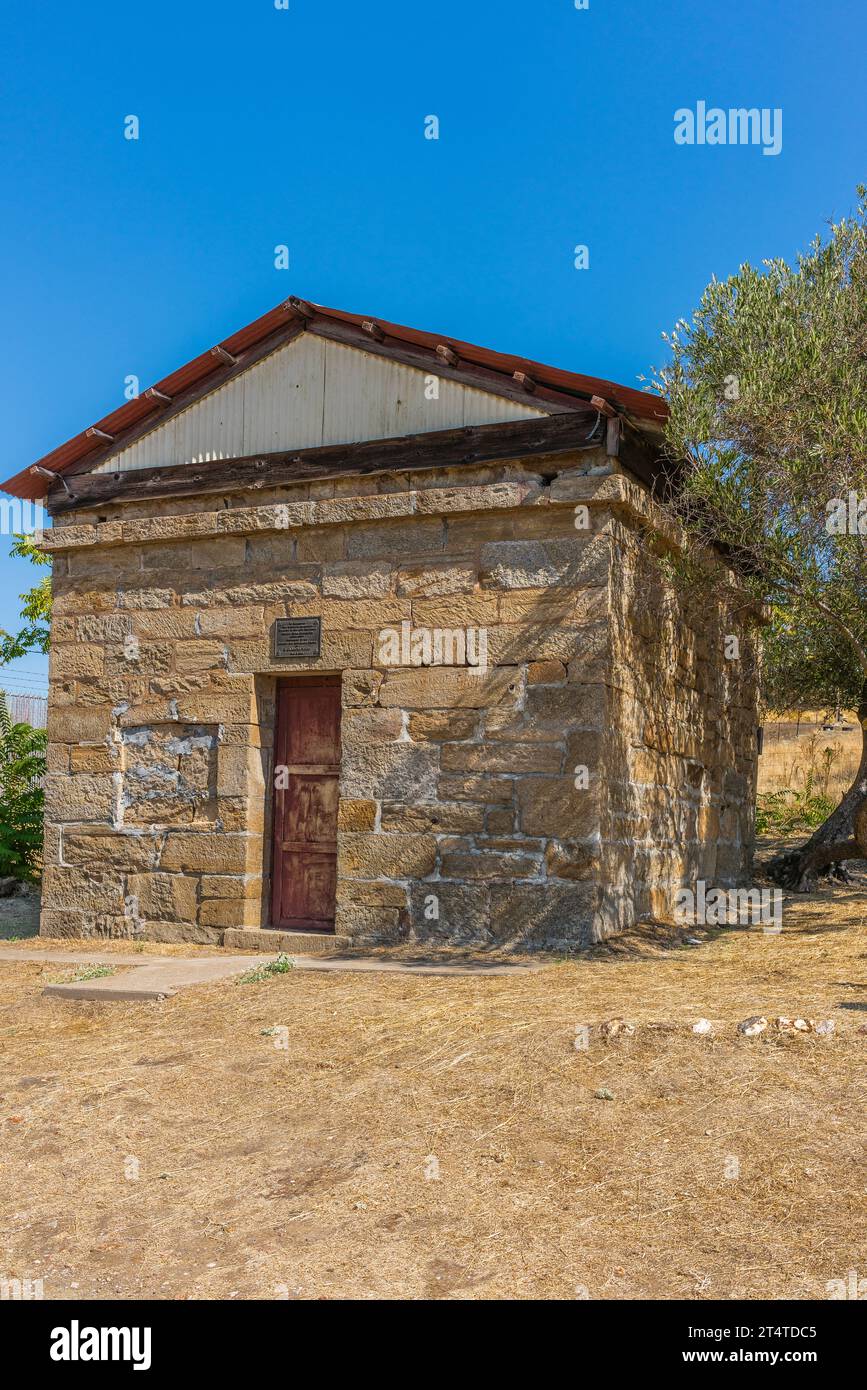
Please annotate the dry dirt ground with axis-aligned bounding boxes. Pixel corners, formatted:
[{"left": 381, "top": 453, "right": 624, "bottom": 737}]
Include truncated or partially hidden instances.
[{"left": 0, "top": 841, "right": 865, "bottom": 1302}]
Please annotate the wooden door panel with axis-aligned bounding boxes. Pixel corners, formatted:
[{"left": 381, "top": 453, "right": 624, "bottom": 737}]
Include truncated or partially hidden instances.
[
  {"left": 282, "top": 775, "right": 339, "bottom": 846},
  {"left": 280, "top": 850, "right": 337, "bottom": 925},
  {"left": 283, "top": 686, "right": 341, "bottom": 765},
  {"left": 272, "top": 679, "right": 340, "bottom": 931}
]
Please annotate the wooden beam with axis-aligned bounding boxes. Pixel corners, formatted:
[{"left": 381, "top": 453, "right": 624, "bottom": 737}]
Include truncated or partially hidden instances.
[
  {"left": 590, "top": 394, "right": 617, "bottom": 419},
  {"left": 143, "top": 387, "right": 172, "bottom": 404},
  {"left": 361, "top": 319, "right": 385, "bottom": 342},
  {"left": 48, "top": 409, "right": 611, "bottom": 514},
  {"left": 606, "top": 416, "right": 621, "bottom": 458},
  {"left": 617, "top": 417, "right": 669, "bottom": 491},
  {"left": 513, "top": 371, "right": 536, "bottom": 393},
  {"left": 436, "top": 343, "right": 459, "bottom": 366},
  {"left": 86, "top": 427, "right": 114, "bottom": 443},
  {"left": 285, "top": 296, "right": 314, "bottom": 321},
  {"left": 210, "top": 346, "right": 237, "bottom": 367}
]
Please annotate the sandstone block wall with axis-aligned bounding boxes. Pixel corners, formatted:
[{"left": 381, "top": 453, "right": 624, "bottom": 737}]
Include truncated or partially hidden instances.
[{"left": 38, "top": 452, "right": 759, "bottom": 949}]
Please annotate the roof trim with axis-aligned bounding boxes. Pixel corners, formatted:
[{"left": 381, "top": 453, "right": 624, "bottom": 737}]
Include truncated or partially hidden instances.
[
  {"left": 2, "top": 296, "right": 667, "bottom": 501},
  {"left": 46, "top": 408, "right": 615, "bottom": 515}
]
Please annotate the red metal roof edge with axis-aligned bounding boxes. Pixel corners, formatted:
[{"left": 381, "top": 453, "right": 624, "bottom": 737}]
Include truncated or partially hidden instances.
[{"left": 2, "top": 297, "right": 668, "bottom": 500}]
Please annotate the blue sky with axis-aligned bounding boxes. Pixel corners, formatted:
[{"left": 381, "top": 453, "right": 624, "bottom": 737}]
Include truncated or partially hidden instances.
[{"left": 1, "top": 0, "right": 865, "bottom": 697}]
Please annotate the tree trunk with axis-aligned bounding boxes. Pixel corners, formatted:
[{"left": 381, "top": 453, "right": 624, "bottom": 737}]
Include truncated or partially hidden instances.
[{"left": 768, "top": 679, "right": 867, "bottom": 891}]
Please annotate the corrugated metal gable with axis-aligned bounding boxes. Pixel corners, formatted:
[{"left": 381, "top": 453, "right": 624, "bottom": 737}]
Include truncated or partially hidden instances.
[{"left": 95, "top": 334, "right": 546, "bottom": 476}]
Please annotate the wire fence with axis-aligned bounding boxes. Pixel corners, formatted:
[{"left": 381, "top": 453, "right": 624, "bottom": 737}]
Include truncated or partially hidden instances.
[{"left": 1, "top": 692, "right": 48, "bottom": 728}]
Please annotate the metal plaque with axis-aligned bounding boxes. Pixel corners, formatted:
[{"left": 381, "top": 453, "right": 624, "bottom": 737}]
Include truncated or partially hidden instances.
[{"left": 273, "top": 617, "right": 321, "bottom": 660}]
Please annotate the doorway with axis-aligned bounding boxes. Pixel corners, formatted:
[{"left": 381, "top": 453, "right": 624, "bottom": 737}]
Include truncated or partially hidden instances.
[{"left": 270, "top": 675, "right": 341, "bottom": 932}]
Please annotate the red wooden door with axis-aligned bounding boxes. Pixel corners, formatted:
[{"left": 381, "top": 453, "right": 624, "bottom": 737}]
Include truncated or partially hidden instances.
[{"left": 271, "top": 677, "right": 340, "bottom": 931}]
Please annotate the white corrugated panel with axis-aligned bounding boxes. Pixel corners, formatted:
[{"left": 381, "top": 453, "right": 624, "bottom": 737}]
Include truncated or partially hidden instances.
[
  {"left": 243, "top": 332, "right": 326, "bottom": 453},
  {"left": 95, "top": 334, "right": 545, "bottom": 475}
]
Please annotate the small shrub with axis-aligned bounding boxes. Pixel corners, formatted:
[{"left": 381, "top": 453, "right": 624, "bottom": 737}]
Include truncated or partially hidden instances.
[
  {"left": 239, "top": 953, "right": 294, "bottom": 984},
  {"left": 756, "top": 788, "right": 837, "bottom": 834},
  {"left": 756, "top": 734, "right": 843, "bottom": 834}
]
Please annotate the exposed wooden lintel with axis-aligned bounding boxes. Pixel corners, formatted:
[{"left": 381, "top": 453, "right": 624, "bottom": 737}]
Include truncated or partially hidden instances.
[{"left": 48, "top": 409, "right": 609, "bottom": 515}]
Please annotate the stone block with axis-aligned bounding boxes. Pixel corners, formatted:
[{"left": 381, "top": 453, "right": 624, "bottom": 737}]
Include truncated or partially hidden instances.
[
  {"left": 378, "top": 667, "right": 519, "bottom": 709},
  {"left": 43, "top": 773, "right": 116, "bottom": 823},
  {"left": 396, "top": 563, "right": 476, "bottom": 597},
  {"left": 527, "top": 659, "right": 567, "bottom": 685},
  {"left": 116, "top": 586, "right": 175, "bottom": 608},
  {"left": 198, "top": 898, "right": 260, "bottom": 929},
  {"left": 338, "top": 832, "right": 437, "bottom": 879},
  {"left": 322, "top": 562, "right": 393, "bottom": 599},
  {"left": 127, "top": 872, "right": 198, "bottom": 923},
  {"left": 480, "top": 538, "right": 609, "bottom": 590},
  {"left": 517, "top": 778, "right": 600, "bottom": 838},
  {"left": 379, "top": 801, "right": 486, "bottom": 834},
  {"left": 190, "top": 537, "right": 247, "bottom": 570},
  {"left": 131, "top": 610, "right": 201, "bottom": 640},
  {"left": 200, "top": 873, "right": 263, "bottom": 899},
  {"left": 52, "top": 644, "right": 104, "bottom": 679},
  {"left": 336, "top": 879, "right": 408, "bottom": 908},
  {"left": 339, "top": 742, "right": 438, "bottom": 801},
  {"left": 441, "top": 742, "right": 563, "bottom": 775},
  {"left": 342, "top": 669, "right": 383, "bottom": 706},
  {"left": 408, "top": 710, "right": 479, "bottom": 741},
  {"left": 69, "top": 746, "right": 118, "bottom": 774},
  {"left": 439, "top": 849, "right": 540, "bottom": 880},
  {"left": 341, "top": 707, "right": 404, "bottom": 746},
  {"left": 407, "top": 882, "right": 492, "bottom": 945},
  {"left": 75, "top": 614, "right": 133, "bottom": 642},
  {"left": 410, "top": 595, "right": 500, "bottom": 628},
  {"left": 489, "top": 881, "right": 597, "bottom": 949},
  {"left": 544, "top": 840, "right": 600, "bottom": 881},
  {"left": 42, "top": 866, "right": 126, "bottom": 913},
  {"left": 337, "top": 799, "right": 378, "bottom": 831},
  {"left": 174, "top": 640, "right": 229, "bottom": 675},
  {"left": 62, "top": 829, "right": 159, "bottom": 870},
  {"left": 159, "top": 833, "right": 255, "bottom": 874},
  {"left": 199, "top": 606, "right": 265, "bottom": 637},
  {"left": 335, "top": 903, "right": 405, "bottom": 942},
  {"left": 346, "top": 519, "right": 443, "bottom": 560},
  {"left": 438, "top": 774, "right": 514, "bottom": 804}
]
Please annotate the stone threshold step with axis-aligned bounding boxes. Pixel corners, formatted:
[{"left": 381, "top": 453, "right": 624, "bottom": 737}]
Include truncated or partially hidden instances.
[{"left": 222, "top": 928, "right": 351, "bottom": 955}]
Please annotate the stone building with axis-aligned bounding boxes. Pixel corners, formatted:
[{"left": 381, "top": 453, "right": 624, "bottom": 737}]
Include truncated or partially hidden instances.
[{"left": 3, "top": 298, "right": 759, "bottom": 951}]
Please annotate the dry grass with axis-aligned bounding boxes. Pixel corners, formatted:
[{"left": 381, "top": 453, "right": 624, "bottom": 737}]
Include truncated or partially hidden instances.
[
  {"left": 0, "top": 838, "right": 865, "bottom": 1301},
  {"left": 759, "top": 710, "right": 861, "bottom": 802}
]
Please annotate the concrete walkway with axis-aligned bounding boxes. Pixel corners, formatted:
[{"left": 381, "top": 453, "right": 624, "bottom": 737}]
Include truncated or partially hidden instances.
[{"left": 0, "top": 947, "right": 541, "bottom": 1001}]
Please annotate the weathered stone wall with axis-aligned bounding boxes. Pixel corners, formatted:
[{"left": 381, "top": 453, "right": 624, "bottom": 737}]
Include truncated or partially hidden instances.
[
  {"left": 599, "top": 507, "right": 760, "bottom": 933},
  {"left": 39, "top": 452, "right": 758, "bottom": 949}
]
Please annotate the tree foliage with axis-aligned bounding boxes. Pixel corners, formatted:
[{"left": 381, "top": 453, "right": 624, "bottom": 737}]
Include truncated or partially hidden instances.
[
  {"left": 0, "top": 533, "right": 52, "bottom": 665},
  {"left": 649, "top": 188, "right": 867, "bottom": 886},
  {"left": 650, "top": 187, "right": 867, "bottom": 712},
  {"left": 0, "top": 691, "right": 47, "bottom": 881}
]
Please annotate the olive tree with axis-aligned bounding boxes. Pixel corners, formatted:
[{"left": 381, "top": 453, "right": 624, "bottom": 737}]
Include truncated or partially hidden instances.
[{"left": 650, "top": 188, "right": 867, "bottom": 890}]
